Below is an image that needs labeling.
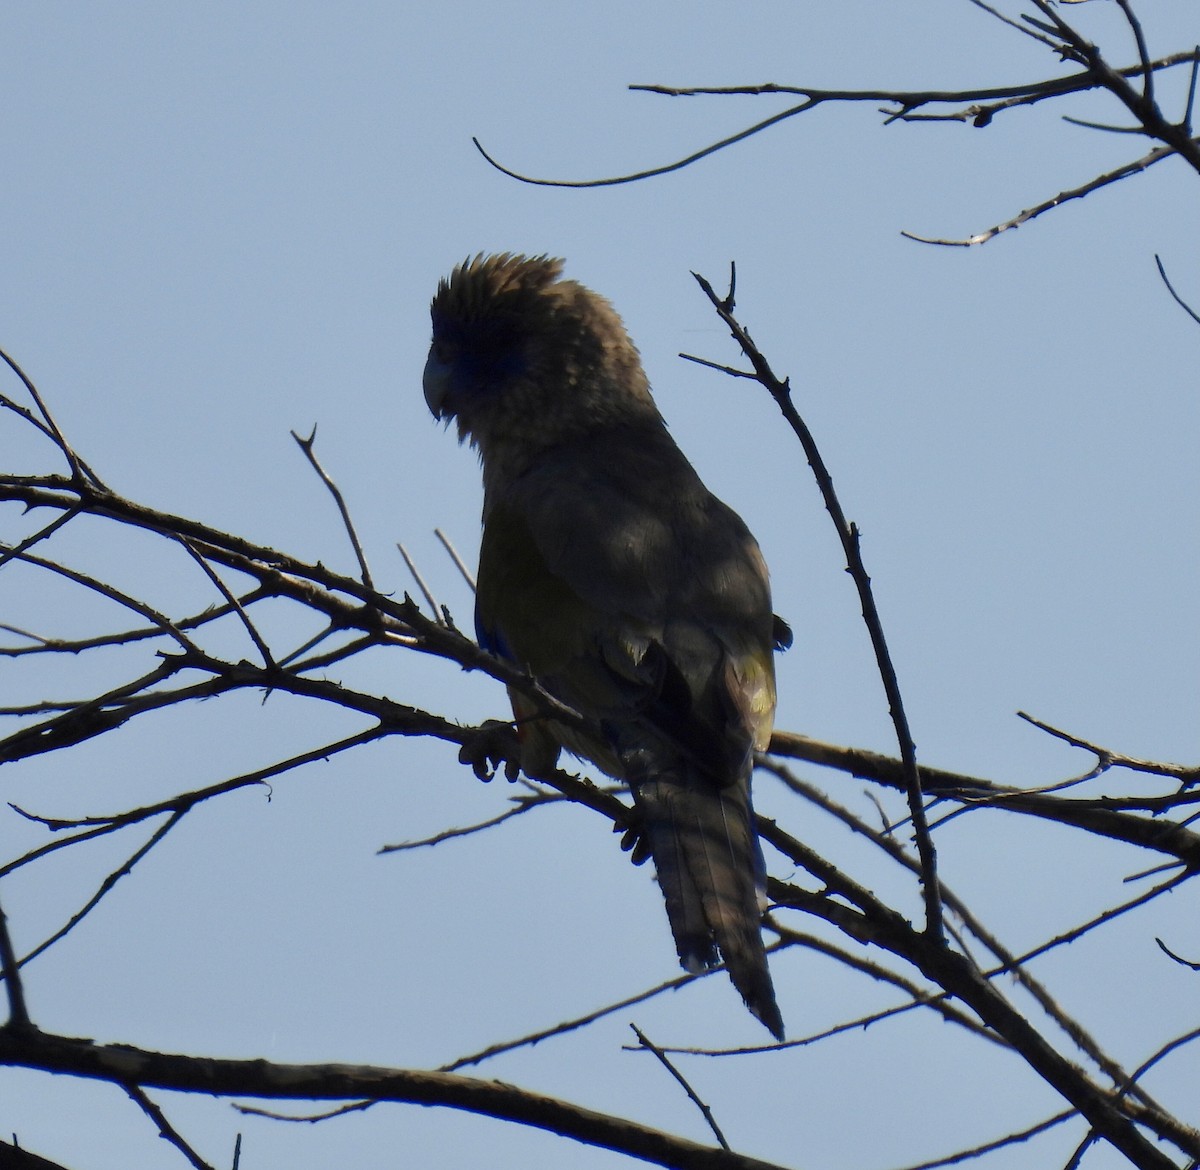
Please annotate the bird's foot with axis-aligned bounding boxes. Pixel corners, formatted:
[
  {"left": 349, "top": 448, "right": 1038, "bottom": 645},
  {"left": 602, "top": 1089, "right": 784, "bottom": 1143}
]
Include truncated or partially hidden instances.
[
  {"left": 458, "top": 719, "right": 521, "bottom": 782},
  {"left": 613, "top": 806, "right": 652, "bottom": 866}
]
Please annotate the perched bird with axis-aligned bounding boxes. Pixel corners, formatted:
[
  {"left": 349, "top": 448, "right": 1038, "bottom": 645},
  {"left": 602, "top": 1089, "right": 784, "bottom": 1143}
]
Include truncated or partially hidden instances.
[{"left": 423, "top": 254, "right": 784, "bottom": 1039}]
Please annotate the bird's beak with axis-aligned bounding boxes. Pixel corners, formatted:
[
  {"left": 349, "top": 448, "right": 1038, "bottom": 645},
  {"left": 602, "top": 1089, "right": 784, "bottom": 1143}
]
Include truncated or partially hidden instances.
[{"left": 423, "top": 351, "right": 452, "bottom": 420}]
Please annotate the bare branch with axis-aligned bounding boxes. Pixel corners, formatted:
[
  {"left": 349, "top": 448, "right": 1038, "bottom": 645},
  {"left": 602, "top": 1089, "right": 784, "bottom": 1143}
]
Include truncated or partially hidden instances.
[
  {"left": 1017, "top": 711, "right": 1200, "bottom": 785},
  {"left": 396, "top": 542, "right": 443, "bottom": 622},
  {"left": 690, "top": 267, "right": 943, "bottom": 939},
  {"left": 434, "top": 527, "right": 477, "bottom": 591},
  {"left": 290, "top": 425, "right": 375, "bottom": 590},
  {"left": 1155, "top": 937, "right": 1200, "bottom": 972},
  {"left": 0, "top": 891, "right": 33, "bottom": 1032},
  {"left": 439, "top": 955, "right": 769, "bottom": 1072},
  {"left": 377, "top": 787, "right": 559, "bottom": 853},
  {"left": 178, "top": 539, "right": 276, "bottom": 668},
  {"left": 123, "top": 1084, "right": 218, "bottom": 1170},
  {"left": 629, "top": 1024, "right": 731, "bottom": 1151},
  {"left": 0, "top": 345, "right": 105, "bottom": 488},
  {"left": 890, "top": 1109, "right": 1076, "bottom": 1170},
  {"left": 9, "top": 812, "right": 185, "bottom": 972},
  {"left": 0, "top": 1027, "right": 791, "bottom": 1170},
  {"left": 1155, "top": 253, "right": 1200, "bottom": 327},
  {"left": 901, "top": 142, "right": 1178, "bottom": 246}
]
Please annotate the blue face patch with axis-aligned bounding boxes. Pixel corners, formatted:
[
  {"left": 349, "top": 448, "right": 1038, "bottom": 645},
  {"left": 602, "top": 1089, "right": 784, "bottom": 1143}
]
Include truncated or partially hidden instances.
[{"left": 431, "top": 314, "right": 528, "bottom": 399}]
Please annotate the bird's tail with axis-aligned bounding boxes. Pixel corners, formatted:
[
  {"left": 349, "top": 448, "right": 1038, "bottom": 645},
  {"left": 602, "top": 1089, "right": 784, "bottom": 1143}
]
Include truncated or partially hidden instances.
[{"left": 633, "top": 772, "right": 784, "bottom": 1040}]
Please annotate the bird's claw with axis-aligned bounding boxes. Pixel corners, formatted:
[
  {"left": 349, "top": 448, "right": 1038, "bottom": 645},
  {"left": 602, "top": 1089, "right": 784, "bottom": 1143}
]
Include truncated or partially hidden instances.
[
  {"left": 458, "top": 719, "right": 521, "bottom": 782},
  {"left": 613, "top": 807, "right": 652, "bottom": 865}
]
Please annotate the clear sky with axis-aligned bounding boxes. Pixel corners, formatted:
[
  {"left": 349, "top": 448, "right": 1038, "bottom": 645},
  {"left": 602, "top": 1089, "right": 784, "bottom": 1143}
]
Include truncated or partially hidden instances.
[{"left": 2, "top": 3, "right": 1198, "bottom": 1169}]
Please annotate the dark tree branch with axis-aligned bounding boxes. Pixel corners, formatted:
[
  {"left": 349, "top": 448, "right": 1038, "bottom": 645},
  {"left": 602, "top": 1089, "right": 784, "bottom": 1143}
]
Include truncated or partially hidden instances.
[
  {"left": 901, "top": 141, "right": 1179, "bottom": 246},
  {"left": 0, "top": 891, "right": 33, "bottom": 1032},
  {"left": 761, "top": 828, "right": 1196, "bottom": 1167},
  {"left": 123, "top": 1084, "right": 219, "bottom": 1170},
  {"left": 471, "top": 5, "right": 1198, "bottom": 246},
  {"left": 8, "top": 812, "right": 185, "bottom": 974},
  {"left": 290, "top": 425, "right": 376, "bottom": 592},
  {"left": 0, "top": 345, "right": 105, "bottom": 489},
  {"left": 767, "top": 731, "right": 1200, "bottom": 864},
  {"left": 0, "top": 1028, "right": 790, "bottom": 1170},
  {"left": 688, "top": 266, "right": 943, "bottom": 940},
  {"left": 629, "top": 1025, "right": 731, "bottom": 1151},
  {"left": 1155, "top": 253, "right": 1200, "bottom": 327},
  {"left": 0, "top": 1138, "right": 77, "bottom": 1170},
  {"left": 890, "top": 1108, "right": 1075, "bottom": 1170}
]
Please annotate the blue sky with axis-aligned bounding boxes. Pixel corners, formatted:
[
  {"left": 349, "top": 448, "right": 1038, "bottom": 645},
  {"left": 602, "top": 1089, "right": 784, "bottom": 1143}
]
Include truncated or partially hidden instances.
[{"left": 2, "top": 3, "right": 1198, "bottom": 1168}]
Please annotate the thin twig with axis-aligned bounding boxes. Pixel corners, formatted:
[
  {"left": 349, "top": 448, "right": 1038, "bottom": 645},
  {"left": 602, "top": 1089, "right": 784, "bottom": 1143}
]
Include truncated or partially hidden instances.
[
  {"left": 434, "top": 528, "right": 477, "bottom": 591},
  {"left": 1155, "top": 937, "right": 1200, "bottom": 972},
  {"left": 890, "top": 1109, "right": 1076, "bottom": 1170},
  {"left": 1185, "top": 46, "right": 1200, "bottom": 131},
  {"left": 0, "top": 346, "right": 105, "bottom": 488},
  {"left": 235, "top": 1099, "right": 374, "bottom": 1123},
  {"left": 275, "top": 620, "right": 345, "bottom": 668},
  {"left": 291, "top": 426, "right": 375, "bottom": 590},
  {"left": 1114, "top": 0, "right": 1154, "bottom": 106},
  {"left": 629, "top": 1023, "right": 730, "bottom": 1150},
  {"left": 0, "top": 546, "right": 202, "bottom": 656},
  {"left": 284, "top": 632, "right": 377, "bottom": 674},
  {"left": 123, "top": 1084, "right": 218, "bottom": 1170},
  {"left": 0, "top": 506, "right": 82, "bottom": 572},
  {"left": 473, "top": 99, "right": 817, "bottom": 188},
  {"left": 0, "top": 588, "right": 266, "bottom": 660},
  {"left": 178, "top": 539, "right": 276, "bottom": 668},
  {"left": 440, "top": 948, "right": 792, "bottom": 1072},
  {"left": 378, "top": 791, "right": 557, "bottom": 853},
  {"left": 1, "top": 728, "right": 387, "bottom": 877},
  {"left": 396, "top": 542, "right": 443, "bottom": 623},
  {"left": 901, "top": 143, "right": 1178, "bottom": 246},
  {"left": 14, "top": 813, "right": 185, "bottom": 971},
  {"left": 1154, "top": 254, "right": 1200, "bottom": 327},
  {"left": 1018, "top": 711, "right": 1200, "bottom": 785},
  {"left": 965, "top": 0, "right": 1063, "bottom": 51},
  {"left": 1121, "top": 1024, "right": 1200, "bottom": 1096}
]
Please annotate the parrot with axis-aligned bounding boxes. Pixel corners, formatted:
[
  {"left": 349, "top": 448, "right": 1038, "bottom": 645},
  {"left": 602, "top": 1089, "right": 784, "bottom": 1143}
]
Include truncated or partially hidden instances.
[{"left": 423, "top": 253, "right": 785, "bottom": 1039}]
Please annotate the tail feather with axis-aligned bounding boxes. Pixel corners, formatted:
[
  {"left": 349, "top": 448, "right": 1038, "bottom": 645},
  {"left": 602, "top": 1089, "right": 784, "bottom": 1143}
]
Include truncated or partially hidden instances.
[{"left": 634, "top": 772, "right": 784, "bottom": 1040}]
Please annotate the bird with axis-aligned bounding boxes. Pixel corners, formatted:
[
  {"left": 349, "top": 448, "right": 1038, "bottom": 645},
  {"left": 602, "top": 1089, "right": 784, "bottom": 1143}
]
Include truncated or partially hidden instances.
[{"left": 423, "top": 253, "right": 784, "bottom": 1039}]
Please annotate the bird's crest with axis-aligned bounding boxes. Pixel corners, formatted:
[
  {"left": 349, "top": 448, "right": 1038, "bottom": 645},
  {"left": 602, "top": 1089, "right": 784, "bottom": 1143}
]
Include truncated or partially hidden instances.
[{"left": 432, "top": 253, "right": 564, "bottom": 326}]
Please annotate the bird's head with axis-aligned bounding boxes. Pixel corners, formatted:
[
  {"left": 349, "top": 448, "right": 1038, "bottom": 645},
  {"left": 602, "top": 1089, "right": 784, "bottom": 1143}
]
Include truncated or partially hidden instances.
[{"left": 424, "top": 253, "right": 658, "bottom": 464}]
